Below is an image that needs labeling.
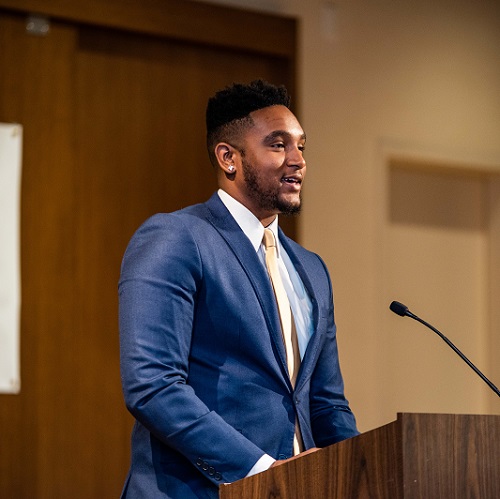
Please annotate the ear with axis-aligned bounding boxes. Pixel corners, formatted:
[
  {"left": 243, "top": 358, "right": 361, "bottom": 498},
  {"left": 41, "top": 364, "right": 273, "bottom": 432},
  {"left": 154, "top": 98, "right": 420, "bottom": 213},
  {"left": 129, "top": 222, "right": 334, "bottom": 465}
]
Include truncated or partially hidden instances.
[{"left": 215, "top": 142, "right": 238, "bottom": 175}]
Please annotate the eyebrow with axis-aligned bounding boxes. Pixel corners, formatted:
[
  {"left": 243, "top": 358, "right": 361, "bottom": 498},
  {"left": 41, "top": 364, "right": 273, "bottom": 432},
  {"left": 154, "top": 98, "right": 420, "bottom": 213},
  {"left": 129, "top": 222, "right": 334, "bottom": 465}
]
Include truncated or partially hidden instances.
[{"left": 263, "top": 130, "right": 307, "bottom": 142}]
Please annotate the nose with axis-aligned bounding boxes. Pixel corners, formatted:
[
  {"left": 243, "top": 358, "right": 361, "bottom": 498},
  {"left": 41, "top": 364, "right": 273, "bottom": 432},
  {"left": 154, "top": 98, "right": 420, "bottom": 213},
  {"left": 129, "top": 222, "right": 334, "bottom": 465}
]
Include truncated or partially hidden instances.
[{"left": 287, "top": 145, "right": 306, "bottom": 169}]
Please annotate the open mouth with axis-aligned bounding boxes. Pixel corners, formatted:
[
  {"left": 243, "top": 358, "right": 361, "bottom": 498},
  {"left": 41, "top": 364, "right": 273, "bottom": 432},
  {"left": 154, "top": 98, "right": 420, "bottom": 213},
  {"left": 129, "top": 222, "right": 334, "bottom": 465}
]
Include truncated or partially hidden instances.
[{"left": 281, "top": 176, "right": 302, "bottom": 185}]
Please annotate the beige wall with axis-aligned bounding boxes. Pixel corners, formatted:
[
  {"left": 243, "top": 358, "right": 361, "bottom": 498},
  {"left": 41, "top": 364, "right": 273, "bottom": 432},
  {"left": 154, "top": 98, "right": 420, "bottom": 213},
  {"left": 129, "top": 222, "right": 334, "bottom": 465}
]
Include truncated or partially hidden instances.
[{"left": 200, "top": 0, "right": 500, "bottom": 431}]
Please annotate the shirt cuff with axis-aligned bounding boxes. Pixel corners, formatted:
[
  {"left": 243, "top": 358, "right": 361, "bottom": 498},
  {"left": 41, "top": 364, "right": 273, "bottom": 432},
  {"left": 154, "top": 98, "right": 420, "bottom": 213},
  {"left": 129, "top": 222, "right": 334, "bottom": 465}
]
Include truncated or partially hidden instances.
[{"left": 246, "top": 454, "right": 276, "bottom": 477}]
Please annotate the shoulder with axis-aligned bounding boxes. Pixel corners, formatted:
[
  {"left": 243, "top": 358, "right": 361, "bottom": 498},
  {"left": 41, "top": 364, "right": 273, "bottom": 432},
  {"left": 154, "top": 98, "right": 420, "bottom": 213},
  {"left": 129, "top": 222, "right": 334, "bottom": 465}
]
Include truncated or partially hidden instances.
[
  {"left": 131, "top": 192, "right": 227, "bottom": 237},
  {"left": 120, "top": 203, "right": 213, "bottom": 281},
  {"left": 129, "top": 201, "right": 213, "bottom": 243}
]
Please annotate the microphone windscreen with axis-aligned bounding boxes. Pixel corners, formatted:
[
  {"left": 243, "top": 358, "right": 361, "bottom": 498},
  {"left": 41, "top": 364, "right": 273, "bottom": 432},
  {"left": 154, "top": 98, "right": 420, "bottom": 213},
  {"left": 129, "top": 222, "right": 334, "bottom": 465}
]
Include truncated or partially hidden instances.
[{"left": 390, "top": 301, "right": 408, "bottom": 317}]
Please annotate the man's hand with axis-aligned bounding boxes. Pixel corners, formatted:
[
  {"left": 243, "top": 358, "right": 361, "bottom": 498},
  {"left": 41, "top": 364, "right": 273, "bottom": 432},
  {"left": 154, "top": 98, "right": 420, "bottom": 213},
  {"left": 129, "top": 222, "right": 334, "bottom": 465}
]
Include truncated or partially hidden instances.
[{"left": 270, "top": 447, "right": 320, "bottom": 468}]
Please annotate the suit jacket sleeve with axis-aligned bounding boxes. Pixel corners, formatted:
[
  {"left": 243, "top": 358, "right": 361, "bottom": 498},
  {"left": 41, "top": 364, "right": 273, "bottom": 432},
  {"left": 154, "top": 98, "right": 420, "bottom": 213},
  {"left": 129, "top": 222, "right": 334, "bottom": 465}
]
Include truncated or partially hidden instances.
[{"left": 119, "top": 214, "right": 265, "bottom": 485}]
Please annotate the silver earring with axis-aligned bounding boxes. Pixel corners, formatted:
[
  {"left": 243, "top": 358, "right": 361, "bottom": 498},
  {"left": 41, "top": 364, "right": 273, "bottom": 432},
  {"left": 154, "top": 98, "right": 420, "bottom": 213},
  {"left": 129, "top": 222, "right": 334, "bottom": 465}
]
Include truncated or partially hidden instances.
[{"left": 227, "top": 165, "right": 235, "bottom": 173}]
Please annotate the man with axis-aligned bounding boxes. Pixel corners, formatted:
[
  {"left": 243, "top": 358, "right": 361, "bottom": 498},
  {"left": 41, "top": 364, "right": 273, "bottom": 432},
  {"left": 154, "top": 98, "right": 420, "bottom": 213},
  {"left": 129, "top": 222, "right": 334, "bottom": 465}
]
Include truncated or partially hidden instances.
[{"left": 119, "top": 80, "right": 358, "bottom": 498}]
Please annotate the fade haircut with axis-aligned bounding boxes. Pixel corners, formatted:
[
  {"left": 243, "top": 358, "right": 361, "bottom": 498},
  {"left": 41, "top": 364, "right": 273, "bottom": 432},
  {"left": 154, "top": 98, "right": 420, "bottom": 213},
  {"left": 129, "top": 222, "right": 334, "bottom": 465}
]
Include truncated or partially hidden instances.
[{"left": 206, "top": 79, "right": 291, "bottom": 167}]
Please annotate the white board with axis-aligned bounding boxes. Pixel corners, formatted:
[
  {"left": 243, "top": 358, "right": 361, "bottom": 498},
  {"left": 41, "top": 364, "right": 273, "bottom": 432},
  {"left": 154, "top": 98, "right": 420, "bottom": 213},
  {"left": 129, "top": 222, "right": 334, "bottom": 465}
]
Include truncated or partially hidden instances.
[{"left": 0, "top": 123, "right": 22, "bottom": 393}]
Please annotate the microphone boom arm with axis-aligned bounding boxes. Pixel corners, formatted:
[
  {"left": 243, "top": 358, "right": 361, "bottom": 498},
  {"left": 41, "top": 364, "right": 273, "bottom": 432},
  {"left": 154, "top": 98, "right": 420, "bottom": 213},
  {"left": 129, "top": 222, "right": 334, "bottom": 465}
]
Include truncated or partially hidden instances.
[{"left": 390, "top": 301, "right": 500, "bottom": 398}]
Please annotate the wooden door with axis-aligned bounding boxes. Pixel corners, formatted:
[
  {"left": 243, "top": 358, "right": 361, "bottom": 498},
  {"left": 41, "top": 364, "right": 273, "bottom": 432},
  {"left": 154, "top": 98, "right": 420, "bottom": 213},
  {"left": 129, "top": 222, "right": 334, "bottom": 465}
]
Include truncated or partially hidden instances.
[{"left": 0, "top": 2, "right": 296, "bottom": 497}]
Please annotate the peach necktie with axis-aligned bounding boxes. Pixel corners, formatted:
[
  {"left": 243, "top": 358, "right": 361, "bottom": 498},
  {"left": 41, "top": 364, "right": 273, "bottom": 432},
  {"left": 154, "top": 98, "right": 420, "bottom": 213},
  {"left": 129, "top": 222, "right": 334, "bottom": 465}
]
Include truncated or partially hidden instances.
[{"left": 262, "top": 228, "right": 303, "bottom": 454}]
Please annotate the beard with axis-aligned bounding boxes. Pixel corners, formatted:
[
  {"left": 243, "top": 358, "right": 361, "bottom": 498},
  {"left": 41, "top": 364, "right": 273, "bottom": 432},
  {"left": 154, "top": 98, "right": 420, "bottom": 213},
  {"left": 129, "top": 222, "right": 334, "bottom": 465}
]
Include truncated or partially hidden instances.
[{"left": 241, "top": 159, "right": 302, "bottom": 216}]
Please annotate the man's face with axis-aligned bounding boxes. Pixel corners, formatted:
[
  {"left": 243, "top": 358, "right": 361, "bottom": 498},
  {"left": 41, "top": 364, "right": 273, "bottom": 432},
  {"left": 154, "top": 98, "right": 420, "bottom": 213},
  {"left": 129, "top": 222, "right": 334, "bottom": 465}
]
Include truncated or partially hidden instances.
[{"left": 233, "top": 105, "right": 306, "bottom": 224}]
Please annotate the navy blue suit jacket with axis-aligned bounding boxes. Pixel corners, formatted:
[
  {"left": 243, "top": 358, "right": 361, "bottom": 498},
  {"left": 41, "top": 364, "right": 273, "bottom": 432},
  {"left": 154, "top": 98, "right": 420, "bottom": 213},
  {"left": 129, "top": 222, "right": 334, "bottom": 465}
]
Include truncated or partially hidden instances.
[{"left": 119, "top": 193, "right": 358, "bottom": 498}]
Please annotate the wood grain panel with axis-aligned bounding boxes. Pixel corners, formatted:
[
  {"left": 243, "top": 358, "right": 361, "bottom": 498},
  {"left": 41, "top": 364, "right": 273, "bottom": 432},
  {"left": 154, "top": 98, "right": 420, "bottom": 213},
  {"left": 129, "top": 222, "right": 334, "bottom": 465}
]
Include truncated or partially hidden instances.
[
  {"left": 0, "top": 0, "right": 296, "bottom": 57},
  {"left": 0, "top": 12, "right": 79, "bottom": 497},
  {"left": 0, "top": 3, "right": 296, "bottom": 497},
  {"left": 402, "top": 413, "right": 500, "bottom": 498},
  {"left": 221, "top": 413, "right": 500, "bottom": 499},
  {"left": 220, "top": 422, "right": 402, "bottom": 498}
]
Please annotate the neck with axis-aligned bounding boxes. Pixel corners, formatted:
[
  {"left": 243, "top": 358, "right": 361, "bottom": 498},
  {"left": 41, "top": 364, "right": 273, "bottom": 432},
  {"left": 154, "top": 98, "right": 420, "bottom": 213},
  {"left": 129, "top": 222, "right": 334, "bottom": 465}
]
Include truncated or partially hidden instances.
[{"left": 260, "top": 215, "right": 277, "bottom": 227}]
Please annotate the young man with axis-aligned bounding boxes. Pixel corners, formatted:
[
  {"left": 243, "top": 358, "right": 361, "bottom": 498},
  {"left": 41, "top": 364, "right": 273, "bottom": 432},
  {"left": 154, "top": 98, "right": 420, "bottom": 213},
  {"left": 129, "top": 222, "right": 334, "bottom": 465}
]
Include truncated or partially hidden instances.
[{"left": 119, "top": 80, "right": 358, "bottom": 498}]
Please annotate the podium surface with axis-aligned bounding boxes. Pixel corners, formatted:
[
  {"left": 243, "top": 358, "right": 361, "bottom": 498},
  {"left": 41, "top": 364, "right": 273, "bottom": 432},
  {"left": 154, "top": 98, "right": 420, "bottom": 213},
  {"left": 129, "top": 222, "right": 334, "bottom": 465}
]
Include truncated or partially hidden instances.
[{"left": 220, "top": 413, "right": 500, "bottom": 498}]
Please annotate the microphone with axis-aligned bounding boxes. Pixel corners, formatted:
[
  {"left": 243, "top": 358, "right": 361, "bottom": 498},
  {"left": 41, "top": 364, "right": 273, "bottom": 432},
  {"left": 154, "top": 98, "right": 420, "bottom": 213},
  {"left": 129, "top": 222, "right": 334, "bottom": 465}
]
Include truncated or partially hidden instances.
[{"left": 389, "top": 300, "right": 500, "bottom": 398}]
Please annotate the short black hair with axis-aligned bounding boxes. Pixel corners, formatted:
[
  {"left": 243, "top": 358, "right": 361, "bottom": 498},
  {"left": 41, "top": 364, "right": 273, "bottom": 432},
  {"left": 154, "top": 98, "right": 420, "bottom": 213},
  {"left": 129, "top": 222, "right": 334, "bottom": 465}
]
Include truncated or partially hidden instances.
[{"left": 206, "top": 79, "right": 291, "bottom": 166}]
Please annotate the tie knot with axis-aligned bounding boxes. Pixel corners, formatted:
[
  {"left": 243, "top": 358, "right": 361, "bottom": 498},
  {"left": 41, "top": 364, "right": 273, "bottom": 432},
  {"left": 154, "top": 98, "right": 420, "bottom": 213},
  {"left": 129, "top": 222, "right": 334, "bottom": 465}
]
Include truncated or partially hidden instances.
[{"left": 263, "top": 228, "right": 276, "bottom": 250}]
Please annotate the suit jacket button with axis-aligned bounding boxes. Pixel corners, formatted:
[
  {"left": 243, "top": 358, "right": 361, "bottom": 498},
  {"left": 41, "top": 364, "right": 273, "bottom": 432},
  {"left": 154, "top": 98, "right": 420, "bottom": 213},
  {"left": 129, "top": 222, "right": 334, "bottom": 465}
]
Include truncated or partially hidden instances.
[
  {"left": 196, "top": 458, "right": 203, "bottom": 467},
  {"left": 214, "top": 472, "right": 222, "bottom": 481},
  {"left": 208, "top": 466, "right": 215, "bottom": 476},
  {"left": 202, "top": 463, "right": 209, "bottom": 471}
]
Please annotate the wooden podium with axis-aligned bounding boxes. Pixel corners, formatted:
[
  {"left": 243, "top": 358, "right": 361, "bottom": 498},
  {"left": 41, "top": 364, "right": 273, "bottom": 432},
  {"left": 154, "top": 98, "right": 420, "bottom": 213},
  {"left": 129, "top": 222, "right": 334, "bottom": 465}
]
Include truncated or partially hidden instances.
[{"left": 219, "top": 413, "right": 500, "bottom": 498}]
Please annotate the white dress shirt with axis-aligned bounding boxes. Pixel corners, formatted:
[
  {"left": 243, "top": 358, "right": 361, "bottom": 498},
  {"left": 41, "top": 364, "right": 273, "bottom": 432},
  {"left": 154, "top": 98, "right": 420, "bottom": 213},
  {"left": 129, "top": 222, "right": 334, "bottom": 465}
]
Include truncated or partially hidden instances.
[{"left": 217, "top": 189, "right": 313, "bottom": 476}]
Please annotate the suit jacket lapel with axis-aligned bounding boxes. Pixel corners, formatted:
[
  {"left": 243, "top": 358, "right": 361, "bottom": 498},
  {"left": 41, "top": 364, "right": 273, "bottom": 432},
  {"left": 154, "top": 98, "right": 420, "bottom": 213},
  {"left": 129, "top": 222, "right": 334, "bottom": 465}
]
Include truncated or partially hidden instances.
[
  {"left": 203, "top": 194, "right": 292, "bottom": 388},
  {"left": 279, "top": 229, "right": 324, "bottom": 391}
]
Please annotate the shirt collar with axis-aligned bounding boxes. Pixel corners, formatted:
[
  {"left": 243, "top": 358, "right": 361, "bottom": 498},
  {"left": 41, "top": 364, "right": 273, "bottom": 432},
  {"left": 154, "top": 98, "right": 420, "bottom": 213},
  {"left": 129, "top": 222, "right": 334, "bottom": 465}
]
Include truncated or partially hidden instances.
[{"left": 217, "top": 189, "right": 280, "bottom": 254}]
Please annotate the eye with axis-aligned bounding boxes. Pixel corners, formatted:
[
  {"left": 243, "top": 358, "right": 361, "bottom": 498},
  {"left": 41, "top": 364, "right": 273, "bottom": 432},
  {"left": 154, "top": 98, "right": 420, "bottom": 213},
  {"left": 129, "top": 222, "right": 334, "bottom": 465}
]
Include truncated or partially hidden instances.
[
  {"left": 271, "top": 142, "right": 285, "bottom": 149},
  {"left": 298, "top": 144, "right": 306, "bottom": 152}
]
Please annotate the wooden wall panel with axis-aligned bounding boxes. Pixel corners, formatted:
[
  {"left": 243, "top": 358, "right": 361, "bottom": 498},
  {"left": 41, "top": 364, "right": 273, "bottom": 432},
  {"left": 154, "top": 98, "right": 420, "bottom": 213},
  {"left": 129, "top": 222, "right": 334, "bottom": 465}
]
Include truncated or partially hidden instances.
[
  {"left": 0, "top": 12, "right": 79, "bottom": 497},
  {"left": 0, "top": 3, "right": 297, "bottom": 497},
  {"left": 0, "top": 0, "right": 296, "bottom": 58}
]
